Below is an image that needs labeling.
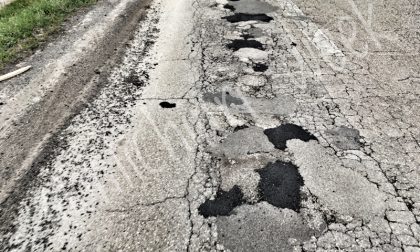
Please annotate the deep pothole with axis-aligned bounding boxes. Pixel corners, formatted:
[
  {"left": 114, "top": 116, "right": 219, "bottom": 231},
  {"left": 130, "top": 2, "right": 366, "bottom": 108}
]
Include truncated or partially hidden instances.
[
  {"left": 222, "top": 13, "right": 273, "bottom": 23},
  {"left": 159, "top": 101, "right": 176, "bottom": 108},
  {"left": 263, "top": 124, "right": 317, "bottom": 150},
  {"left": 252, "top": 63, "right": 268, "bottom": 72},
  {"left": 226, "top": 39, "right": 264, "bottom": 51}
]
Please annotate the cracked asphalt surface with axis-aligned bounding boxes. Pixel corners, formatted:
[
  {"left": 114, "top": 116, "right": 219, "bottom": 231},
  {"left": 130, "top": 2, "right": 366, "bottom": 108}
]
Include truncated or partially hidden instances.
[{"left": 0, "top": 0, "right": 420, "bottom": 251}]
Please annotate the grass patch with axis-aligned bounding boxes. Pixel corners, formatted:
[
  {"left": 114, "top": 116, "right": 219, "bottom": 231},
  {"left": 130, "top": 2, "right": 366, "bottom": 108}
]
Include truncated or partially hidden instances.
[{"left": 0, "top": 0, "right": 97, "bottom": 70}]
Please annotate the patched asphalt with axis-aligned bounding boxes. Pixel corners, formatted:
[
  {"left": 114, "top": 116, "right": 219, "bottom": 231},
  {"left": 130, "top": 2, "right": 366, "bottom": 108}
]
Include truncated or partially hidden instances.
[
  {"left": 198, "top": 186, "right": 244, "bottom": 217},
  {"left": 258, "top": 161, "right": 304, "bottom": 211},
  {"left": 264, "top": 124, "right": 317, "bottom": 150}
]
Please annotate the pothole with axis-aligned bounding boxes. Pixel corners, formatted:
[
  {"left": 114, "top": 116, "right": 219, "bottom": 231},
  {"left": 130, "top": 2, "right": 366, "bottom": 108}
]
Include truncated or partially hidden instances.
[
  {"left": 258, "top": 161, "right": 304, "bottom": 211},
  {"left": 159, "top": 101, "right": 176, "bottom": 108},
  {"left": 252, "top": 63, "right": 268, "bottom": 72},
  {"left": 225, "top": 0, "right": 278, "bottom": 14},
  {"left": 226, "top": 39, "right": 264, "bottom": 51},
  {"left": 263, "top": 124, "right": 317, "bottom": 150},
  {"left": 222, "top": 13, "right": 273, "bottom": 23},
  {"left": 198, "top": 186, "right": 244, "bottom": 217}
]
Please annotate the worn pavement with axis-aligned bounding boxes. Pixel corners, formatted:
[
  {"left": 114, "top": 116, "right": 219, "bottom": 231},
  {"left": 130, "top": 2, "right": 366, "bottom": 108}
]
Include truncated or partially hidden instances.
[{"left": 0, "top": 0, "right": 419, "bottom": 251}]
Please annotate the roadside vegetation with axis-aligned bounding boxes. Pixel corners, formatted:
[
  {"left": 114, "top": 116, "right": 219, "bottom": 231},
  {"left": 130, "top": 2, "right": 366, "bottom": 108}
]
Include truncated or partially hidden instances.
[{"left": 0, "top": 0, "right": 97, "bottom": 70}]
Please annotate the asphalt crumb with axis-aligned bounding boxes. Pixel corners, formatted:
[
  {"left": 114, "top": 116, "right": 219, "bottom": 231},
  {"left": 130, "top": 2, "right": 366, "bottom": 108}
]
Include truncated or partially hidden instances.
[
  {"left": 226, "top": 39, "right": 264, "bottom": 51},
  {"left": 252, "top": 63, "right": 268, "bottom": 72},
  {"left": 222, "top": 13, "right": 273, "bottom": 23},
  {"left": 264, "top": 124, "right": 317, "bottom": 150},
  {"left": 198, "top": 186, "right": 244, "bottom": 217},
  {"left": 258, "top": 161, "right": 304, "bottom": 211},
  {"left": 159, "top": 101, "right": 176, "bottom": 108},
  {"left": 124, "top": 72, "right": 144, "bottom": 87}
]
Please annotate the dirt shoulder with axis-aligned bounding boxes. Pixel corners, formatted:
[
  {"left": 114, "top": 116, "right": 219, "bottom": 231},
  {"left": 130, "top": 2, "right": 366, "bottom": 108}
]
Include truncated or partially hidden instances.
[{"left": 0, "top": 0, "right": 152, "bottom": 244}]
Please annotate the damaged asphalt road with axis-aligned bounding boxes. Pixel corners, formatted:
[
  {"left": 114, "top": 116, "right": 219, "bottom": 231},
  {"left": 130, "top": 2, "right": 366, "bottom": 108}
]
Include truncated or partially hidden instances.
[{"left": 0, "top": 0, "right": 420, "bottom": 251}]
